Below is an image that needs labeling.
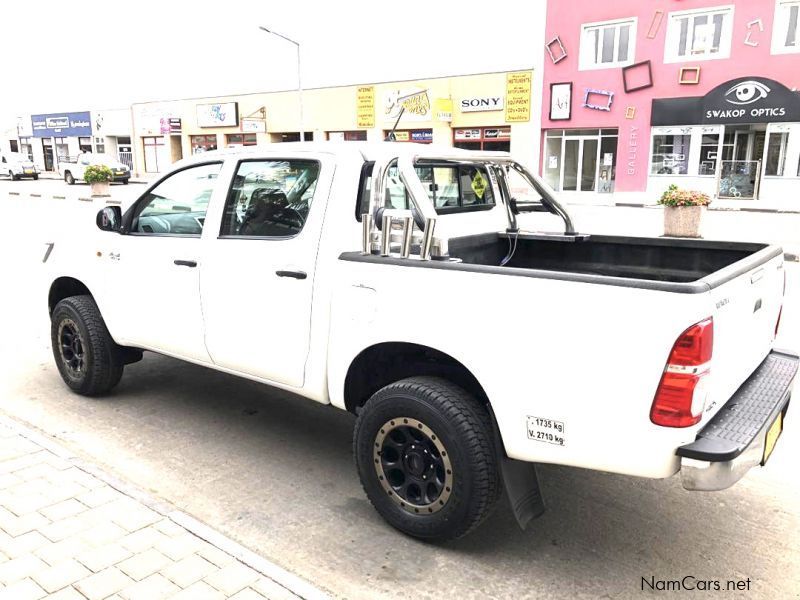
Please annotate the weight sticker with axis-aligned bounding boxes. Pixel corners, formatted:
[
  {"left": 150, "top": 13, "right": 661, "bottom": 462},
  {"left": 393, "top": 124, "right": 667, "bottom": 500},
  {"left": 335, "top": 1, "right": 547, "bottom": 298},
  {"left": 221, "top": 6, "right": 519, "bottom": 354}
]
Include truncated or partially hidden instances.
[{"left": 527, "top": 416, "right": 565, "bottom": 446}]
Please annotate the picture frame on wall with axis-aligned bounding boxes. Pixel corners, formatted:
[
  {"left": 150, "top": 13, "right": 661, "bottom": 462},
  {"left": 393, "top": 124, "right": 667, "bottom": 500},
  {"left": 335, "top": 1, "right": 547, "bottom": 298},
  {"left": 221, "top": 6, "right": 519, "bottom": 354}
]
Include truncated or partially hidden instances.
[{"left": 549, "top": 82, "right": 572, "bottom": 121}]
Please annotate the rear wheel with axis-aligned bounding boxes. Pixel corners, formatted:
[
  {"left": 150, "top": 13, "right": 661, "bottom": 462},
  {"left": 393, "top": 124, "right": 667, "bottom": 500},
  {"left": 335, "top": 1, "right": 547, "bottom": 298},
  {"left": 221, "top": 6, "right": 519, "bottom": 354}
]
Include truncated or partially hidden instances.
[
  {"left": 51, "top": 295, "right": 124, "bottom": 396},
  {"left": 354, "top": 376, "right": 500, "bottom": 541}
]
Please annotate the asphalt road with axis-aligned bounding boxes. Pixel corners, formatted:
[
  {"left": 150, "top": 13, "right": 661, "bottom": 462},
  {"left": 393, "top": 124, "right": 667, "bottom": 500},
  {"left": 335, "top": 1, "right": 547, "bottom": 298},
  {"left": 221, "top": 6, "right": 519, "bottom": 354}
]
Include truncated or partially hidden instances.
[{"left": 1, "top": 180, "right": 799, "bottom": 599}]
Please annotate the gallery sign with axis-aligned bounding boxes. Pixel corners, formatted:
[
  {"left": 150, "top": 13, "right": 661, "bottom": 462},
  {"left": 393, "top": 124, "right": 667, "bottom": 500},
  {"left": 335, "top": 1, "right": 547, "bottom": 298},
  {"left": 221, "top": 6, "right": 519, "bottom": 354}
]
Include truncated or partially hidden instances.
[
  {"left": 31, "top": 111, "right": 92, "bottom": 137},
  {"left": 197, "top": 102, "right": 239, "bottom": 128},
  {"left": 459, "top": 96, "right": 504, "bottom": 112},
  {"left": 652, "top": 76, "right": 800, "bottom": 126}
]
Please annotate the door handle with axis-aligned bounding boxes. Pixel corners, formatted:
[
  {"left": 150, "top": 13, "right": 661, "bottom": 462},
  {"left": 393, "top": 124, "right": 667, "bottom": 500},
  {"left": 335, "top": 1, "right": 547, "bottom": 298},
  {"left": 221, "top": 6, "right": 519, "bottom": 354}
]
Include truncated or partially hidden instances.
[
  {"left": 174, "top": 260, "right": 197, "bottom": 268},
  {"left": 276, "top": 270, "right": 307, "bottom": 280}
]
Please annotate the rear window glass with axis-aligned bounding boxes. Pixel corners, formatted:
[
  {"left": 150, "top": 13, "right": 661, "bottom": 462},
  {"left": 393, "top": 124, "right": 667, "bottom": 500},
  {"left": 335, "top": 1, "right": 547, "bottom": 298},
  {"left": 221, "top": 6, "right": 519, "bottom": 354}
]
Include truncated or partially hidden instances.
[{"left": 356, "top": 163, "right": 495, "bottom": 219}]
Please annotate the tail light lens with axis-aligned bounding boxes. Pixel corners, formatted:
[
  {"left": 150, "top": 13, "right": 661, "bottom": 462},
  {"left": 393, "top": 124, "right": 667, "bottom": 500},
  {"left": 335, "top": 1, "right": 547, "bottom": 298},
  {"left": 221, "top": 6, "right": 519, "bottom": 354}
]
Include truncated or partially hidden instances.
[{"left": 650, "top": 318, "right": 714, "bottom": 428}]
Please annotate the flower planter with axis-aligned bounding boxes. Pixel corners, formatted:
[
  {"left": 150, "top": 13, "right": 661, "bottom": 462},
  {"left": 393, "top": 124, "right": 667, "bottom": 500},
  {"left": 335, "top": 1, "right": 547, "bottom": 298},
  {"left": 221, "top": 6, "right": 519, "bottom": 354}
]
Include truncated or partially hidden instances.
[
  {"left": 90, "top": 181, "right": 110, "bottom": 197},
  {"left": 664, "top": 205, "right": 703, "bottom": 238}
]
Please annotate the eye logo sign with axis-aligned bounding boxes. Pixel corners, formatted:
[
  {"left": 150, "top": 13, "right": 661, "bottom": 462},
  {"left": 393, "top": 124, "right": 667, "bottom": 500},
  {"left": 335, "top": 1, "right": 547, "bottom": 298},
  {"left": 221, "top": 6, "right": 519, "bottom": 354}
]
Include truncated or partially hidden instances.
[{"left": 724, "top": 81, "right": 771, "bottom": 105}]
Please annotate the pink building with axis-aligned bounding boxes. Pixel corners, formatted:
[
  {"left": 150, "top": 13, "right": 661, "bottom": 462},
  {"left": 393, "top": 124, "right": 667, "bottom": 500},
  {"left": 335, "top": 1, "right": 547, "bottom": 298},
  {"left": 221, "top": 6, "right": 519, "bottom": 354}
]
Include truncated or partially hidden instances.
[{"left": 540, "top": 0, "right": 800, "bottom": 207}]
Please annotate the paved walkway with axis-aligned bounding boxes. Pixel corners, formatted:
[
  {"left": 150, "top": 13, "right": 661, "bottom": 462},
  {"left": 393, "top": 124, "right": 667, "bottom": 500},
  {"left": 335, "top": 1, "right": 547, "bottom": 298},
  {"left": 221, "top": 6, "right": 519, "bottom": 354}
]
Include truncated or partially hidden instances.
[{"left": 0, "top": 419, "right": 328, "bottom": 600}]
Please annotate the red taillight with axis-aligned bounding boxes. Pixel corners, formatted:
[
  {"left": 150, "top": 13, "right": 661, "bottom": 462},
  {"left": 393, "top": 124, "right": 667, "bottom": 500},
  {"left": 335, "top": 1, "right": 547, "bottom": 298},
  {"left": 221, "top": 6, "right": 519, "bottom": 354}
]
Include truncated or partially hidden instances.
[{"left": 650, "top": 318, "right": 713, "bottom": 428}]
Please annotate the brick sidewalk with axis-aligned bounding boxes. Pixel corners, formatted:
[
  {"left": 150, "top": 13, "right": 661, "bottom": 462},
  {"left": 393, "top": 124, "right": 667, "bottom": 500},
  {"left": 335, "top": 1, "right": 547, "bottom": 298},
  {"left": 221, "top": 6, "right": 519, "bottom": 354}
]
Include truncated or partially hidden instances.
[{"left": 0, "top": 419, "right": 328, "bottom": 600}]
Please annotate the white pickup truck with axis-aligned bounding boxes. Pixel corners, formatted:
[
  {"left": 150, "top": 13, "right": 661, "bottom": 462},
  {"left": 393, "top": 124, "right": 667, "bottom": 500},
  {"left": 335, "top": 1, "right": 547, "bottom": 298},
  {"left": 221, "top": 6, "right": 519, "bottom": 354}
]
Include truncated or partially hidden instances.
[
  {"left": 60, "top": 152, "right": 131, "bottom": 185},
  {"left": 44, "top": 143, "right": 796, "bottom": 541}
]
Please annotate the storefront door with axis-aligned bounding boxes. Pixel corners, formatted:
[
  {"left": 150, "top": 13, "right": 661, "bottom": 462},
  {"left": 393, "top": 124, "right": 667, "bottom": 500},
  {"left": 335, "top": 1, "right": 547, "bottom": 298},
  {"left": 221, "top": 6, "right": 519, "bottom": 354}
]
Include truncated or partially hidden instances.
[
  {"left": 562, "top": 137, "right": 599, "bottom": 192},
  {"left": 42, "top": 140, "right": 54, "bottom": 172}
]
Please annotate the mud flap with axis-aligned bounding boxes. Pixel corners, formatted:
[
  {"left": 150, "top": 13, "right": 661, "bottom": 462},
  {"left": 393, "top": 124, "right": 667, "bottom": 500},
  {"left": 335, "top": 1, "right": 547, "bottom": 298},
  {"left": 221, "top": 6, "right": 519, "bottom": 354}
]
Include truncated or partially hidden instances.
[
  {"left": 490, "top": 420, "right": 545, "bottom": 530},
  {"left": 500, "top": 454, "right": 546, "bottom": 530}
]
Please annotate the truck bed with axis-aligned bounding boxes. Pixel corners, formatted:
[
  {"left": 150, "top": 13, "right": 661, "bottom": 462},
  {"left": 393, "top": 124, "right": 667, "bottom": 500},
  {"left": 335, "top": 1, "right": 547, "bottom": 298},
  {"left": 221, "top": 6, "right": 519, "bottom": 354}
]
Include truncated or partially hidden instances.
[{"left": 446, "top": 233, "right": 777, "bottom": 286}]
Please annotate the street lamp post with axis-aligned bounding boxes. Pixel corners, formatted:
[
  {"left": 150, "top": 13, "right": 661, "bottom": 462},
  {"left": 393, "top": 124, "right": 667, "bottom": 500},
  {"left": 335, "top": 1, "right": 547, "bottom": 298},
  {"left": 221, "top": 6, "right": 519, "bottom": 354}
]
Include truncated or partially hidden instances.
[{"left": 259, "top": 26, "right": 305, "bottom": 143}]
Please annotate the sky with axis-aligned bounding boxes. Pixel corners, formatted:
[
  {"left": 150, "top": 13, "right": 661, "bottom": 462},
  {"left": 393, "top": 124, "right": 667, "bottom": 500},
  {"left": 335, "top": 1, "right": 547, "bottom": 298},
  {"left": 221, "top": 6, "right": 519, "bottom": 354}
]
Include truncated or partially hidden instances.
[{"left": 0, "top": 0, "right": 546, "bottom": 124}]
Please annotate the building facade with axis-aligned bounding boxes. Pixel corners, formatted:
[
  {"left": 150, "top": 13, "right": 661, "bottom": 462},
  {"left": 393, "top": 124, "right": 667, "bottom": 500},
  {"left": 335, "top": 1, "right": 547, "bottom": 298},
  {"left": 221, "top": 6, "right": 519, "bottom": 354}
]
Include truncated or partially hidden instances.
[
  {"left": 5, "top": 109, "right": 133, "bottom": 173},
  {"left": 130, "top": 69, "right": 540, "bottom": 176},
  {"left": 541, "top": 0, "right": 800, "bottom": 207}
]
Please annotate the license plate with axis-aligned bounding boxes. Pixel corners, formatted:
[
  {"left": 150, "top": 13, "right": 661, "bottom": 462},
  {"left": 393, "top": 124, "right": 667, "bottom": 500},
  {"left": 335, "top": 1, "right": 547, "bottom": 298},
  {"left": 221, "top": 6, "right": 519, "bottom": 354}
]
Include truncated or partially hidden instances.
[
  {"left": 115, "top": 171, "right": 124, "bottom": 175},
  {"left": 763, "top": 412, "right": 783, "bottom": 464},
  {"left": 24, "top": 169, "right": 33, "bottom": 174}
]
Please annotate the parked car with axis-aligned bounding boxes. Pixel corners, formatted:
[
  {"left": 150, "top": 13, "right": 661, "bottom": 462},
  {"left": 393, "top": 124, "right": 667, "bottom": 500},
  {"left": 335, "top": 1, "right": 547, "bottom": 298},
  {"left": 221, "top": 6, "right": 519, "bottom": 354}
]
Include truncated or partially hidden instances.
[
  {"left": 60, "top": 152, "right": 130, "bottom": 185},
  {"left": 0, "top": 152, "right": 38, "bottom": 180},
  {"left": 43, "top": 143, "right": 796, "bottom": 541}
]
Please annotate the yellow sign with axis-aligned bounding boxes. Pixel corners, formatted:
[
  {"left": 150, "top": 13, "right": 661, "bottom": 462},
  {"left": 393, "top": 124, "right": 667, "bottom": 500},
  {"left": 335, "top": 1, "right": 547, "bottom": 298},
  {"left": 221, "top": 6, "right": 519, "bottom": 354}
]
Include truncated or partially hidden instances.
[
  {"left": 471, "top": 171, "right": 487, "bottom": 199},
  {"left": 434, "top": 98, "right": 453, "bottom": 122},
  {"left": 393, "top": 131, "right": 410, "bottom": 142},
  {"left": 357, "top": 86, "right": 375, "bottom": 128},
  {"left": 505, "top": 71, "right": 532, "bottom": 123}
]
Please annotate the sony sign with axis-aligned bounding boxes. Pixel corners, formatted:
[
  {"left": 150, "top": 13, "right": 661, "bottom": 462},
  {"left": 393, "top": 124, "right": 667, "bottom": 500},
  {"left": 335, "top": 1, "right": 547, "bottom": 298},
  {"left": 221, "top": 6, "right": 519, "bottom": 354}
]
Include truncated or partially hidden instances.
[{"left": 460, "top": 96, "right": 504, "bottom": 112}]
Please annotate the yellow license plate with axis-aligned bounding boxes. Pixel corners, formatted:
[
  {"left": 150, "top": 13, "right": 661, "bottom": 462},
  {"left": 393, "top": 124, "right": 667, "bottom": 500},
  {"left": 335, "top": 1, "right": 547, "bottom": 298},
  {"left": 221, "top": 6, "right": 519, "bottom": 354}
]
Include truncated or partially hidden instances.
[{"left": 763, "top": 413, "right": 783, "bottom": 464}]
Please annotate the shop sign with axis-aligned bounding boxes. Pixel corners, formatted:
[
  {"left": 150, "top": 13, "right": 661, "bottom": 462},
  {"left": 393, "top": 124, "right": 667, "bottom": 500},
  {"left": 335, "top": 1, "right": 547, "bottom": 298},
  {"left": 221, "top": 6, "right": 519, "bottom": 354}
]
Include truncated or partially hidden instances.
[
  {"left": 31, "top": 111, "right": 92, "bottom": 137},
  {"left": 652, "top": 76, "right": 800, "bottom": 126},
  {"left": 484, "top": 128, "right": 511, "bottom": 139},
  {"left": 459, "top": 96, "right": 504, "bottom": 112},
  {"left": 505, "top": 71, "right": 532, "bottom": 123},
  {"left": 357, "top": 86, "right": 375, "bottom": 128},
  {"left": 411, "top": 130, "right": 433, "bottom": 142},
  {"left": 241, "top": 118, "right": 266, "bottom": 133},
  {"left": 454, "top": 129, "right": 481, "bottom": 140},
  {"left": 197, "top": 102, "right": 239, "bottom": 127},
  {"left": 627, "top": 125, "right": 639, "bottom": 176},
  {"left": 393, "top": 131, "right": 410, "bottom": 141},
  {"left": 384, "top": 88, "right": 431, "bottom": 122},
  {"left": 329, "top": 132, "right": 345, "bottom": 141},
  {"left": 160, "top": 118, "right": 182, "bottom": 134},
  {"left": 435, "top": 98, "right": 453, "bottom": 122}
]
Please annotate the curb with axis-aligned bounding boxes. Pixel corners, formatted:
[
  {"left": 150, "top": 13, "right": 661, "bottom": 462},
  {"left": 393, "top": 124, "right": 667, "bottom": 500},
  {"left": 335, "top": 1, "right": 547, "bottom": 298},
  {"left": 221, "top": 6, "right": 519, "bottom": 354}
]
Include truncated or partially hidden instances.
[{"left": 0, "top": 414, "right": 331, "bottom": 600}]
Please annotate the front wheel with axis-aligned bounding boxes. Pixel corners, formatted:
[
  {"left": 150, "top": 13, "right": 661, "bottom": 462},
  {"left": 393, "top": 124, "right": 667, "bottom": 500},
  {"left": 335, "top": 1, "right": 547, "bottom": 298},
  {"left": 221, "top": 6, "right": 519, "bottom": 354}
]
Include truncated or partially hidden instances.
[
  {"left": 51, "top": 295, "right": 124, "bottom": 396},
  {"left": 354, "top": 376, "right": 500, "bottom": 541},
  {"left": 65, "top": 172, "right": 75, "bottom": 185},
  {"left": 32, "top": 174, "right": 39, "bottom": 180}
]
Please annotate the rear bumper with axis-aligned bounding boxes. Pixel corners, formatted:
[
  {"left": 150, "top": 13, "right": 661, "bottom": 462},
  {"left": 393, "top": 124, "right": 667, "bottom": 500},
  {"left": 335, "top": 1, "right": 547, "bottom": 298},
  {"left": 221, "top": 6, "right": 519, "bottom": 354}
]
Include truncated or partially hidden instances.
[{"left": 678, "top": 349, "right": 797, "bottom": 491}]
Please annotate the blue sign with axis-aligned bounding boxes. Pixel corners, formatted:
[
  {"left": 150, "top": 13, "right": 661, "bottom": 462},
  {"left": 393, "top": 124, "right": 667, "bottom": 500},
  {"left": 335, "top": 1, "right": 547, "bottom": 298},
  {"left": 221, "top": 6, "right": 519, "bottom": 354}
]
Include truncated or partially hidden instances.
[
  {"left": 31, "top": 111, "right": 92, "bottom": 138},
  {"left": 411, "top": 130, "right": 433, "bottom": 142}
]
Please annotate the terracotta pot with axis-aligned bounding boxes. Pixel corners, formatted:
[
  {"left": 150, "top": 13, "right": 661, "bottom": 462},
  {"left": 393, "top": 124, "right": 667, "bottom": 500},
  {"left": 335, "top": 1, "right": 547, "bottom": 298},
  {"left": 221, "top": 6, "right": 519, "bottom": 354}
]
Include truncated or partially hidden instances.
[
  {"left": 90, "top": 181, "right": 110, "bottom": 197},
  {"left": 663, "top": 205, "right": 704, "bottom": 238}
]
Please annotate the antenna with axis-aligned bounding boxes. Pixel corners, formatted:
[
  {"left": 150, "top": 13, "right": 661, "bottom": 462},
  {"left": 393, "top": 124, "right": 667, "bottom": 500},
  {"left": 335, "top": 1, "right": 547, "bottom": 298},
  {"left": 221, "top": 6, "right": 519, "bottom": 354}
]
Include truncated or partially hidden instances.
[{"left": 384, "top": 106, "right": 405, "bottom": 141}]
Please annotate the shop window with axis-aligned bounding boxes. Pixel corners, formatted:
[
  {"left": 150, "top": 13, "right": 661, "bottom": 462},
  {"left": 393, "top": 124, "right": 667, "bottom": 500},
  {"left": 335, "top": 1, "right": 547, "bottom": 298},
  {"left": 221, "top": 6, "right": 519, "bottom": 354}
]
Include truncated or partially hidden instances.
[
  {"left": 94, "top": 137, "right": 105, "bottom": 154},
  {"left": 328, "top": 131, "right": 367, "bottom": 141},
  {"left": 651, "top": 134, "right": 691, "bottom": 175},
  {"left": 544, "top": 129, "right": 617, "bottom": 192},
  {"left": 271, "top": 132, "right": 313, "bottom": 142},
  {"left": 9, "top": 140, "right": 18, "bottom": 152},
  {"left": 384, "top": 129, "right": 433, "bottom": 143},
  {"left": 765, "top": 132, "right": 789, "bottom": 176},
  {"left": 453, "top": 127, "right": 510, "bottom": 151},
  {"left": 143, "top": 136, "right": 166, "bottom": 173},
  {"left": 664, "top": 5, "right": 734, "bottom": 63},
  {"left": 191, "top": 135, "right": 218, "bottom": 154},
  {"left": 698, "top": 134, "right": 720, "bottom": 175},
  {"left": 78, "top": 137, "right": 92, "bottom": 153},
  {"left": 579, "top": 18, "right": 637, "bottom": 70},
  {"left": 772, "top": 0, "right": 800, "bottom": 54},
  {"left": 226, "top": 133, "right": 257, "bottom": 147}
]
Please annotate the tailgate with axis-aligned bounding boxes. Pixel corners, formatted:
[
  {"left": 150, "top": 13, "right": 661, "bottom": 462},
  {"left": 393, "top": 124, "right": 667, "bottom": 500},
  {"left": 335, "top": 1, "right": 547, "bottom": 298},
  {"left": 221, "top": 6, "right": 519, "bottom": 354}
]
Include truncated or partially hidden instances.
[{"left": 703, "top": 251, "right": 785, "bottom": 419}]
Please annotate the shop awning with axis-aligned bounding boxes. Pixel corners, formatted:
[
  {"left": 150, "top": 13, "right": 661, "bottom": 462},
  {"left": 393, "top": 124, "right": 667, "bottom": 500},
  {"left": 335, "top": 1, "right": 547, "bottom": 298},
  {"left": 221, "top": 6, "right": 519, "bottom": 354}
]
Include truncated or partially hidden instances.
[{"left": 652, "top": 76, "right": 800, "bottom": 126}]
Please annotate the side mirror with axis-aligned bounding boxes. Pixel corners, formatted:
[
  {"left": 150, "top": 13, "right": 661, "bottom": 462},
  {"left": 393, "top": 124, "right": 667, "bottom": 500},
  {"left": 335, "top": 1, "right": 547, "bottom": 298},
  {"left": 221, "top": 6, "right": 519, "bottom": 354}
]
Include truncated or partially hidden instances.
[{"left": 96, "top": 206, "right": 122, "bottom": 232}]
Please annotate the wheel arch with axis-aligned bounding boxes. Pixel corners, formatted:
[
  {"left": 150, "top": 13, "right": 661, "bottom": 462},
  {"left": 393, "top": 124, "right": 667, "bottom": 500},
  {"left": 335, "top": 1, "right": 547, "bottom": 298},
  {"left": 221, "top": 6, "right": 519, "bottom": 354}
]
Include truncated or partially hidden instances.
[
  {"left": 343, "top": 341, "right": 491, "bottom": 415},
  {"left": 48, "top": 276, "right": 93, "bottom": 315}
]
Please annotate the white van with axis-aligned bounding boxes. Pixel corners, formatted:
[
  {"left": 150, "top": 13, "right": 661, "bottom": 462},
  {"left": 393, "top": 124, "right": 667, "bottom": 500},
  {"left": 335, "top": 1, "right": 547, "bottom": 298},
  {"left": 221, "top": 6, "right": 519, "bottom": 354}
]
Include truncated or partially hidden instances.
[{"left": 0, "top": 152, "right": 39, "bottom": 180}]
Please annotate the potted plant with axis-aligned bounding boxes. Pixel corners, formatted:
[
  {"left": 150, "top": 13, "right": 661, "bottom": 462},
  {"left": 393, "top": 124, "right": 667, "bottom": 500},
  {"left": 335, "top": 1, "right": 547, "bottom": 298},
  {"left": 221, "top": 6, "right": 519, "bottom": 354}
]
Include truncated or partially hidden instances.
[
  {"left": 658, "top": 184, "right": 711, "bottom": 238},
  {"left": 84, "top": 164, "right": 113, "bottom": 197}
]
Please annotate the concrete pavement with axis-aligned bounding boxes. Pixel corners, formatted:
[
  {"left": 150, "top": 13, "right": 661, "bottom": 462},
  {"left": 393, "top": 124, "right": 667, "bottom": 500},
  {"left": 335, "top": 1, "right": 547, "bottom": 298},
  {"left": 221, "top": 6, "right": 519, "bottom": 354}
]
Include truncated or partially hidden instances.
[{"left": 0, "top": 418, "right": 327, "bottom": 600}]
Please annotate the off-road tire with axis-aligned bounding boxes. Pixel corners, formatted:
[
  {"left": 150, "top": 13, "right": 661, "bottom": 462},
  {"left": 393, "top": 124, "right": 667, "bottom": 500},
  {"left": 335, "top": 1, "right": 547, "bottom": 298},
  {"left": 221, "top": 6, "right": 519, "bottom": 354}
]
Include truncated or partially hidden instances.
[
  {"left": 354, "top": 376, "right": 500, "bottom": 541},
  {"left": 33, "top": 174, "right": 39, "bottom": 180},
  {"left": 65, "top": 171, "right": 75, "bottom": 185},
  {"left": 51, "top": 295, "right": 124, "bottom": 396}
]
